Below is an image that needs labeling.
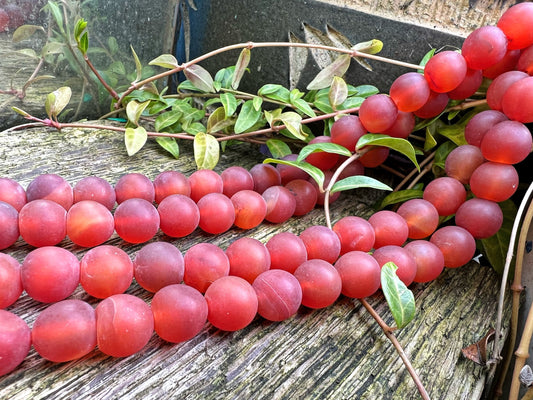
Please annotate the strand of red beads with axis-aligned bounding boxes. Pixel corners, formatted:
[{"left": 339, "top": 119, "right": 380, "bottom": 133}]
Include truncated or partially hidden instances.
[{"left": 2, "top": 1, "right": 533, "bottom": 378}]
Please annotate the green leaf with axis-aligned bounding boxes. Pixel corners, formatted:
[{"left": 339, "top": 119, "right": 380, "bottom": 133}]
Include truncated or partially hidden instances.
[
  {"left": 433, "top": 141, "right": 457, "bottom": 172},
  {"left": 11, "top": 106, "right": 31, "bottom": 118},
  {"left": 263, "top": 158, "right": 325, "bottom": 192},
  {"left": 155, "top": 136, "right": 180, "bottom": 159},
  {"left": 297, "top": 142, "right": 352, "bottom": 162},
  {"left": 184, "top": 64, "right": 215, "bottom": 93},
  {"left": 376, "top": 189, "right": 424, "bottom": 210},
  {"left": 418, "top": 48, "right": 436, "bottom": 73},
  {"left": 125, "top": 126, "right": 148, "bottom": 156},
  {"left": 356, "top": 134, "right": 420, "bottom": 171},
  {"left": 279, "top": 111, "right": 305, "bottom": 140},
  {"left": 45, "top": 87, "right": 72, "bottom": 120},
  {"left": 155, "top": 110, "right": 182, "bottom": 132},
  {"left": 352, "top": 39, "right": 383, "bottom": 55},
  {"left": 252, "top": 96, "right": 263, "bottom": 111},
  {"left": 41, "top": 42, "right": 66, "bottom": 57},
  {"left": 313, "top": 92, "right": 334, "bottom": 114},
  {"left": 184, "top": 121, "right": 207, "bottom": 135},
  {"left": 307, "top": 54, "right": 351, "bottom": 90},
  {"left": 424, "top": 127, "right": 438, "bottom": 152},
  {"left": 78, "top": 33, "right": 89, "bottom": 55},
  {"left": 266, "top": 139, "right": 292, "bottom": 159},
  {"left": 12, "top": 25, "right": 45, "bottom": 43},
  {"left": 234, "top": 100, "right": 262, "bottom": 133},
  {"left": 131, "top": 46, "right": 143, "bottom": 82},
  {"left": 330, "top": 175, "right": 392, "bottom": 194},
  {"left": 291, "top": 97, "right": 316, "bottom": 118},
  {"left": 258, "top": 84, "right": 291, "bottom": 103},
  {"left": 232, "top": 48, "right": 250, "bottom": 89},
  {"left": 329, "top": 76, "right": 348, "bottom": 109},
  {"left": 74, "top": 18, "right": 87, "bottom": 39},
  {"left": 264, "top": 108, "right": 282, "bottom": 126},
  {"left": 214, "top": 66, "right": 235, "bottom": 89},
  {"left": 149, "top": 54, "right": 180, "bottom": 69},
  {"left": 351, "top": 84, "right": 379, "bottom": 97},
  {"left": 481, "top": 200, "right": 517, "bottom": 275},
  {"left": 107, "top": 36, "right": 119, "bottom": 55},
  {"left": 46, "top": 1, "right": 65, "bottom": 35},
  {"left": 220, "top": 92, "right": 238, "bottom": 117},
  {"left": 207, "top": 106, "right": 235, "bottom": 133},
  {"left": 108, "top": 61, "right": 126, "bottom": 76},
  {"left": 339, "top": 96, "right": 365, "bottom": 110},
  {"left": 194, "top": 132, "right": 220, "bottom": 169},
  {"left": 381, "top": 262, "right": 416, "bottom": 329},
  {"left": 126, "top": 100, "right": 150, "bottom": 126}
]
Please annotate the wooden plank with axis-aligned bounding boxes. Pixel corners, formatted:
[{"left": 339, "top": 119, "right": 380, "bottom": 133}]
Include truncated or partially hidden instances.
[{"left": 0, "top": 124, "right": 511, "bottom": 399}]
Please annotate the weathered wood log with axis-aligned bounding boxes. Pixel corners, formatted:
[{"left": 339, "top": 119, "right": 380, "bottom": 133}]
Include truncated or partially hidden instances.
[{"left": 0, "top": 124, "right": 511, "bottom": 399}]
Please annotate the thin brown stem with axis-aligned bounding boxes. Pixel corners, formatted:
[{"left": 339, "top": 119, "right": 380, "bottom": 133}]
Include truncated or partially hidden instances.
[
  {"left": 505, "top": 184, "right": 533, "bottom": 400},
  {"left": 116, "top": 41, "right": 422, "bottom": 109},
  {"left": 83, "top": 55, "right": 119, "bottom": 100},
  {"left": 394, "top": 151, "right": 436, "bottom": 192},
  {"left": 447, "top": 99, "right": 487, "bottom": 111},
  {"left": 494, "top": 180, "right": 533, "bottom": 375},
  {"left": 360, "top": 299, "right": 431, "bottom": 400}
]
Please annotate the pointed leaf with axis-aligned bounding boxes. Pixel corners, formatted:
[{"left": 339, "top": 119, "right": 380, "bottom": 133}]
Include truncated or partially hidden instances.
[
  {"left": 252, "top": 96, "right": 263, "bottom": 111},
  {"left": 194, "top": 132, "right": 219, "bottom": 169},
  {"left": 356, "top": 134, "right": 420, "bottom": 170},
  {"left": 352, "top": 39, "right": 383, "bottom": 55},
  {"left": 74, "top": 18, "right": 88, "bottom": 40},
  {"left": 184, "top": 64, "right": 215, "bottom": 93},
  {"left": 149, "top": 54, "right": 180, "bottom": 69},
  {"left": 376, "top": 189, "right": 424, "bottom": 209},
  {"left": 330, "top": 175, "right": 392, "bottom": 194},
  {"left": 183, "top": 121, "right": 206, "bottom": 135},
  {"left": 351, "top": 84, "right": 380, "bottom": 97},
  {"left": 12, "top": 25, "right": 45, "bottom": 43},
  {"left": 131, "top": 46, "right": 143, "bottom": 82},
  {"left": 11, "top": 106, "right": 31, "bottom": 118},
  {"left": 207, "top": 106, "right": 235, "bottom": 133},
  {"left": 424, "top": 127, "right": 438, "bottom": 151},
  {"left": 46, "top": 1, "right": 64, "bottom": 34},
  {"left": 329, "top": 76, "right": 348, "bottom": 109},
  {"left": 263, "top": 158, "right": 325, "bottom": 192},
  {"left": 155, "top": 136, "right": 180, "bottom": 159},
  {"left": 107, "top": 36, "right": 119, "bottom": 55},
  {"left": 297, "top": 142, "right": 352, "bottom": 162},
  {"left": 266, "top": 139, "right": 292, "bottom": 159},
  {"left": 232, "top": 48, "right": 250, "bottom": 89},
  {"left": 125, "top": 126, "right": 147, "bottom": 156},
  {"left": 258, "top": 84, "right": 291, "bottom": 103},
  {"left": 381, "top": 262, "right": 416, "bottom": 329},
  {"left": 264, "top": 108, "right": 282, "bottom": 126},
  {"left": 307, "top": 54, "right": 351, "bottom": 90},
  {"left": 45, "top": 87, "right": 72, "bottom": 119},
  {"left": 279, "top": 111, "right": 305, "bottom": 140},
  {"left": 16, "top": 48, "right": 39, "bottom": 59},
  {"left": 220, "top": 92, "right": 238, "bottom": 117},
  {"left": 155, "top": 110, "right": 182, "bottom": 132},
  {"left": 291, "top": 97, "right": 316, "bottom": 117},
  {"left": 234, "top": 100, "right": 262, "bottom": 133},
  {"left": 126, "top": 100, "right": 150, "bottom": 126}
]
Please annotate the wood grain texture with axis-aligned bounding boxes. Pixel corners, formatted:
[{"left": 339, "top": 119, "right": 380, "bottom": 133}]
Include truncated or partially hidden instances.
[
  {"left": 0, "top": 124, "right": 511, "bottom": 399},
  {"left": 318, "top": 0, "right": 520, "bottom": 36}
]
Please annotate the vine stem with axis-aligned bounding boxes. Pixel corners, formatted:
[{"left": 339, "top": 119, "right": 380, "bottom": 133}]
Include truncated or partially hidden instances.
[
  {"left": 115, "top": 41, "right": 422, "bottom": 109},
  {"left": 360, "top": 298, "right": 431, "bottom": 400},
  {"left": 491, "top": 179, "right": 533, "bottom": 373},
  {"left": 322, "top": 150, "right": 366, "bottom": 229}
]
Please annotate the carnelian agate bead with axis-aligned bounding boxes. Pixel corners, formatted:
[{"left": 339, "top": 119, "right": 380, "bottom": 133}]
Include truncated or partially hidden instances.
[
  {"left": 32, "top": 300, "right": 96, "bottom": 362},
  {"left": 0, "top": 310, "right": 31, "bottom": 377},
  {"left": 21, "top": 247, "right": 80, "bottom": 303},
  {"left": 95, "top": 294, "right": 154, "bottom": 357}
]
